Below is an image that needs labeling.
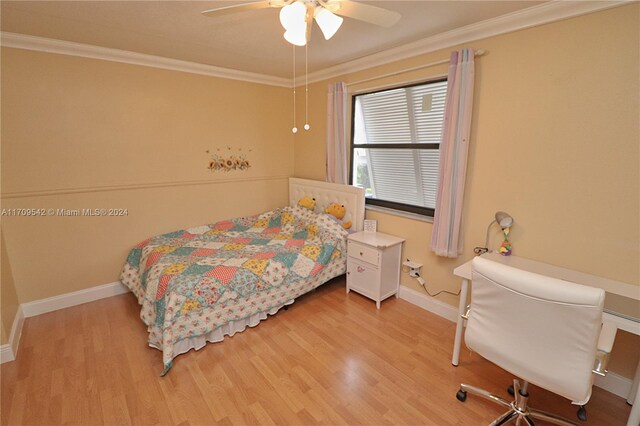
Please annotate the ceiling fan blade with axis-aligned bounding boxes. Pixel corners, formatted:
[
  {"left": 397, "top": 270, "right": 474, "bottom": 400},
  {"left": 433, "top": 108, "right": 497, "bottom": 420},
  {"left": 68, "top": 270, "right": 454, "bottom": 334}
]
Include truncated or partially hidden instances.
[
  {"left": 328, "top": 0, "right": 400, "bottom": 27},
  {"left": 202, "top": 1, "right": 274, "bottom": 18}
]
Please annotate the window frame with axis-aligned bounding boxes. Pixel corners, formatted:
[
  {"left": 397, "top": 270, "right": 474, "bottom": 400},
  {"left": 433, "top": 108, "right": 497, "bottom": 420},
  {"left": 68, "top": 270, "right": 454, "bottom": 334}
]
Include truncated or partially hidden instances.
[{"left": 348, "top": 77, "right": 448, "bottom": 218}]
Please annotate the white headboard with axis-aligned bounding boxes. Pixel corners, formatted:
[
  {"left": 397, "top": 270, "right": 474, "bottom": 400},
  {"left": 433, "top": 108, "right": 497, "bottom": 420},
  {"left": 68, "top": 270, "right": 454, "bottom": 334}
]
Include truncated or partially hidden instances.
[{"left": 289, "top": 178, "right": 365, "bottom": 232}]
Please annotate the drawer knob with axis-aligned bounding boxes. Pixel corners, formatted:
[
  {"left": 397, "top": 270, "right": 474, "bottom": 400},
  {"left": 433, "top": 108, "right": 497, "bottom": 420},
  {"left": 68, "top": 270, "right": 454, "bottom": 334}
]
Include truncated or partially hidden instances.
[
  {"left": 360, "top": 252, "right": 363, "bottom": 256},
  {"left": 357, "top": 266, "right": 365, "bottom": 273}
]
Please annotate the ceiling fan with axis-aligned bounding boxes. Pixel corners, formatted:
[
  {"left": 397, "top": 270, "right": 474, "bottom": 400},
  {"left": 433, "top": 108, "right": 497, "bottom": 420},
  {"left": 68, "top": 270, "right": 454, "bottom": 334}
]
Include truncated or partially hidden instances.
[{"left": 202, "top": 0, "right": 401, "bottom": 46}]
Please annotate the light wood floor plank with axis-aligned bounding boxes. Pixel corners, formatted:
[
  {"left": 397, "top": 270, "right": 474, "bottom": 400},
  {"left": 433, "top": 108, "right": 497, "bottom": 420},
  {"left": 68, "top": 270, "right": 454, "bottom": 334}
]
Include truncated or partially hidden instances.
[{"left": 1, "top": 276, "right": 632, "bottom": 425}]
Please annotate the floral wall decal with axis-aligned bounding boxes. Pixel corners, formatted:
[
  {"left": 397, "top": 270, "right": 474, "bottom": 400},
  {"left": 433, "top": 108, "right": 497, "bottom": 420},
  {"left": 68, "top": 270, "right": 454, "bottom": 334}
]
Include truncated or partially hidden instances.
[{"left": 206, "top": 146, "right": 251, "bottom": 172}]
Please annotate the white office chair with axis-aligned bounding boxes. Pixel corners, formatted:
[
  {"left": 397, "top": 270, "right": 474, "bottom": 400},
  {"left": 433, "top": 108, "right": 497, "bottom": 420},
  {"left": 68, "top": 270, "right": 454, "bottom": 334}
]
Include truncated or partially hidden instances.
[{"left": 456, "top": 257, "right": 617, "bottom": 426}]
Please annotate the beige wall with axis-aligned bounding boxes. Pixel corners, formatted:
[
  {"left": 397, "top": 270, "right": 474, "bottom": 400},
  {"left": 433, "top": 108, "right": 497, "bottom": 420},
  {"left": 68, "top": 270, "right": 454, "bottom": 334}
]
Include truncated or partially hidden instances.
[
  {"left": 1, "top": 48, "right": 293, "bottom": 304},
  {"left": 1, "top": 229, "right": 19, "bottom": 345},
  {"left": 295, "top": 5, "right": 639, "bottom": 377}
]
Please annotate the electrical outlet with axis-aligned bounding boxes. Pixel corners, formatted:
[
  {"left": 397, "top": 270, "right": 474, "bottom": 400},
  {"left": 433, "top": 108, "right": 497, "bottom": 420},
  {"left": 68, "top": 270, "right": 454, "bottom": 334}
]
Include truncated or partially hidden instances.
[
  {"left": 402, "top": 260, "right": 422, "bottom": 269},
  {"left": 403, "top": 259, "right": 423, "bottom": 281}
]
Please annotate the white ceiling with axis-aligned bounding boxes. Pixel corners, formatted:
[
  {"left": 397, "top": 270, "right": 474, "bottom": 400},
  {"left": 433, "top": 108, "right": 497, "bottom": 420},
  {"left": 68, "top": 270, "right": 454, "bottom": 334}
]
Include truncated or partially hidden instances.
[{"left": 3, "top": 1, "right": 548, "bottom": 79}]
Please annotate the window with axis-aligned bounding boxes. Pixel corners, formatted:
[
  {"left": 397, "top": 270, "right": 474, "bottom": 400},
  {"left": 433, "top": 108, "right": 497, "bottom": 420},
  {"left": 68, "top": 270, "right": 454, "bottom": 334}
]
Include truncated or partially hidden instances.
[{"left": 350, "top": 79, "right": 447, "bottom": 217}]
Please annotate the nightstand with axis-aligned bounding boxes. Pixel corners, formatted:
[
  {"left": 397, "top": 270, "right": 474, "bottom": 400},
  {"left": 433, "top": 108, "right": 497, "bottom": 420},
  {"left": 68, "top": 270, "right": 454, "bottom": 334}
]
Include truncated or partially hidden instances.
[{"left": 346, "top": 231, "right": 405, "bottom": 309}]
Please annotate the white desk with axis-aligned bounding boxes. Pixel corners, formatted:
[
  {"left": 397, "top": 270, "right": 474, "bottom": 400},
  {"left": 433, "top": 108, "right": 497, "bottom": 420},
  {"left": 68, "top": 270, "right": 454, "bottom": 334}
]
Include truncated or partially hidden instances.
[{"left": 452, "top": 253, "right": 640, "bottom": 426}]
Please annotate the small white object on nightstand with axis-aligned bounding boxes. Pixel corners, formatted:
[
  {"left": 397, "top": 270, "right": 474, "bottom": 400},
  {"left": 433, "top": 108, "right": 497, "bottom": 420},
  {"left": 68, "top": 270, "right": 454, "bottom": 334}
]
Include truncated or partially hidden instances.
[
  {"left": 346, "top": 231, "right": 405, "bottom": 309},
  {"left": 363, "top": 219, "right": 377, "bottom": 232}
]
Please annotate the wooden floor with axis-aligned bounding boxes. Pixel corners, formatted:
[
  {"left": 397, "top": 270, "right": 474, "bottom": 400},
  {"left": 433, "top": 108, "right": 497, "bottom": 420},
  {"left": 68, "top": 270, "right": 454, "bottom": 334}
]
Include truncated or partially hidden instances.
[{"left": 1, "top": 277, "right": 631, "bottom": 425}]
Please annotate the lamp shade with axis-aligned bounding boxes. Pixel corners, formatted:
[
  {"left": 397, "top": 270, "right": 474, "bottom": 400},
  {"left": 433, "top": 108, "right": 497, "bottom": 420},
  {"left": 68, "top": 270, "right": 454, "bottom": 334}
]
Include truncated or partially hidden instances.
[
  {"left": 495, "top": 211, "right": 513, "bottom": 229},
  {"left": 314, "top": 7, "right": 343, "bottom": 40},
  {"left": 284, "top": 28, "right": 307, "bottom": 46},
  {"left": 280, "top": 1, "right": 307, "bottom": 46},
  {"left": 279, "top": 1, "right": 306, "bottom": 29}
]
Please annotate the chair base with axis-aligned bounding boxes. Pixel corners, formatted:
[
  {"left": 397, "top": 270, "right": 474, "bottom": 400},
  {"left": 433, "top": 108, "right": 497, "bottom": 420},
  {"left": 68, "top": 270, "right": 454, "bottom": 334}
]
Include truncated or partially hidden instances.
[{"left": 457, "top": 379, "right": 581, "bottom": 426}]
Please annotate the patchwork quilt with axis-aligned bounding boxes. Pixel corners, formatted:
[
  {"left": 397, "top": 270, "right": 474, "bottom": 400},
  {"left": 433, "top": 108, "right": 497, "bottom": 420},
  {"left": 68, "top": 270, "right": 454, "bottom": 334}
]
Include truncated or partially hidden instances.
[{"left": 120, "top": 206, "right": 348, "bottom": 374}]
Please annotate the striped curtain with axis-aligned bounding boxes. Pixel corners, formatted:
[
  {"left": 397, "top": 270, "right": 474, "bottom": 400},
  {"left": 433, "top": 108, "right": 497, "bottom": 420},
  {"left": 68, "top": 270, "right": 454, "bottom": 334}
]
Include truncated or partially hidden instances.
[
  {"left": 326, "top": 82, "right": 348, "bottom": 184},
  {"left": 431, "top": 49, "right": 475, "bottom": 258}
]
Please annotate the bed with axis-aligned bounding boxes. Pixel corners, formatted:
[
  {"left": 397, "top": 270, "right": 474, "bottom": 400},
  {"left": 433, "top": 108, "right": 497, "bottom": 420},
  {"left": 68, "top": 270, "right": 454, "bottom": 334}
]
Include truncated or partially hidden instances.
[{"left": 120, "top": 178, "right": 365, "bottom": 374}]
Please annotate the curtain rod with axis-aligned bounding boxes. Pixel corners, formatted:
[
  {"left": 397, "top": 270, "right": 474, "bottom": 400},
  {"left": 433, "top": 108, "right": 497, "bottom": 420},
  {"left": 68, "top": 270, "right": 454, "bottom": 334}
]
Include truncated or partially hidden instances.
[{"left": 346, "top": 49, "right": 486, "bottom": 88}]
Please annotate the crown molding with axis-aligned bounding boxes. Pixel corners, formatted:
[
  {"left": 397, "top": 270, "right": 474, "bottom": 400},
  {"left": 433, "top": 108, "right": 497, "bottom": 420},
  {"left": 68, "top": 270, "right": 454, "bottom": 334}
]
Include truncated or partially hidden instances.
[
  {"left": 306, "top": 0, "right": 629, "bottom": 83},
  {"left": 0, "top": 1, "right": 629, "bottom": 87},
  {"left": 0, "top": 32, "right": 292, "bottom": 88}
]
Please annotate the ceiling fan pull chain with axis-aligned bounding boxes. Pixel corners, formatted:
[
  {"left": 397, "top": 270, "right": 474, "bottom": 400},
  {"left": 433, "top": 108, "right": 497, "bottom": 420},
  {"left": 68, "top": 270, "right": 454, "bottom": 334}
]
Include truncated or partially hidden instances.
[
  {"left": 292, "top": 44, "right": 298, "bottom": 134},
  {"left": 304, "top": 42, "right": 310, "bottom": 131}
]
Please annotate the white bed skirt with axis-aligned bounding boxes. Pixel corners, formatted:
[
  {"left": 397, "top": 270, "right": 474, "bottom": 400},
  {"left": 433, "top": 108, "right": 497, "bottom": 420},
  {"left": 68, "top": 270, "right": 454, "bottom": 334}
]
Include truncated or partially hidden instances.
[{"left": 150, "top": 298, "right": 296, "bottom": 358}]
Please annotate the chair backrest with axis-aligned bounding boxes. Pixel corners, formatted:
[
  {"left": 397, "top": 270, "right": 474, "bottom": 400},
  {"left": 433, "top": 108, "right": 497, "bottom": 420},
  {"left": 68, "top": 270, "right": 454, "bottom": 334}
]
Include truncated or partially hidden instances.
[{"left": 466, "top": 257, "right": 605, "bottom": 405}]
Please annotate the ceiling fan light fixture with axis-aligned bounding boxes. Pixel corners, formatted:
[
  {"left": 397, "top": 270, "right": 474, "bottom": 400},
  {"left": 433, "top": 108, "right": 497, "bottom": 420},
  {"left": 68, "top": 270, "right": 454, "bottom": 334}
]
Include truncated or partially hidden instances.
[
  {"left": 314, "top": 7, "right": 343, "bottom": 40},
  {"left": 279, "top": 1, "right": 306, "bottom": 30},
  {"left": 284, "top": 27, "right": 307, "bottom": 46},
  {"left": 280, "top": 1, "right": 308, "bottom": 46}
]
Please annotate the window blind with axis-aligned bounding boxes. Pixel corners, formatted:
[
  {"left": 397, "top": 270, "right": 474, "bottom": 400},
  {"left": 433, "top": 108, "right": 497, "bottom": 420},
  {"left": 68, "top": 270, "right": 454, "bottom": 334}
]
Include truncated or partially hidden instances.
[{"left": 352, "top": 80, "right": 447, "bottom": 212}]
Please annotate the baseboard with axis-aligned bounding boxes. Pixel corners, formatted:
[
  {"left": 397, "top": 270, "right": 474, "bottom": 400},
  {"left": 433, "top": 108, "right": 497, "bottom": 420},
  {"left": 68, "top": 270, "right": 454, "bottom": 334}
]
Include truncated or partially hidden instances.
[
  {"left": 21, "top": 281, "right": 129, "bottom": 318},
  {"left": 9, "top": 306, "right": 24, "bottom": 357},
  {"left": 398, "top": 285, "right": 458, "bottom": 322},
  {"left": 595, "top": 371, "right": 633, "bottom": 399},
  {"left": 0, "top": 344, "right": 14, "bottom": 363},
  {"left": 1, "top": 305, "right": 24, "bottom": 364}
]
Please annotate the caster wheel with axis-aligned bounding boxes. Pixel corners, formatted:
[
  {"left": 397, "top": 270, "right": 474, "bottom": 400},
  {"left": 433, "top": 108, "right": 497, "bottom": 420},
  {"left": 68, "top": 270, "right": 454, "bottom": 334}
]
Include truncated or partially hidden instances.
[
  {"left": 508, "top": 385, "right": 515, "bottom": 396},
  {"left": 577, "top": 406, "right": 587, "bottom": 421},
  {"left": 456, "top": 390, "right": 467, "bottom": 402}
]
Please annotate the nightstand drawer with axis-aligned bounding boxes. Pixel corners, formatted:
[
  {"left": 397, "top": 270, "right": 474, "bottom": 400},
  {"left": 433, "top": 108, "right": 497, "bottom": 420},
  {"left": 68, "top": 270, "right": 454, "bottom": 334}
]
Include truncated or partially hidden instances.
[
  {"left": 347, "top": 258, "right": 378, "bottom": 298},
  {"left": 348, "top": 241, "right": 380, "bottom": 266}
]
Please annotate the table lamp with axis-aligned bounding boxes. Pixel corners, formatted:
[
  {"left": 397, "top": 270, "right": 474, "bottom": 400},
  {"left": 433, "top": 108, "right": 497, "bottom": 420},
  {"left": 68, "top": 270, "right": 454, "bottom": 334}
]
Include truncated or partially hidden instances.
[{"left": 474, "top": 211, "right": 514, "bottom": 255}]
